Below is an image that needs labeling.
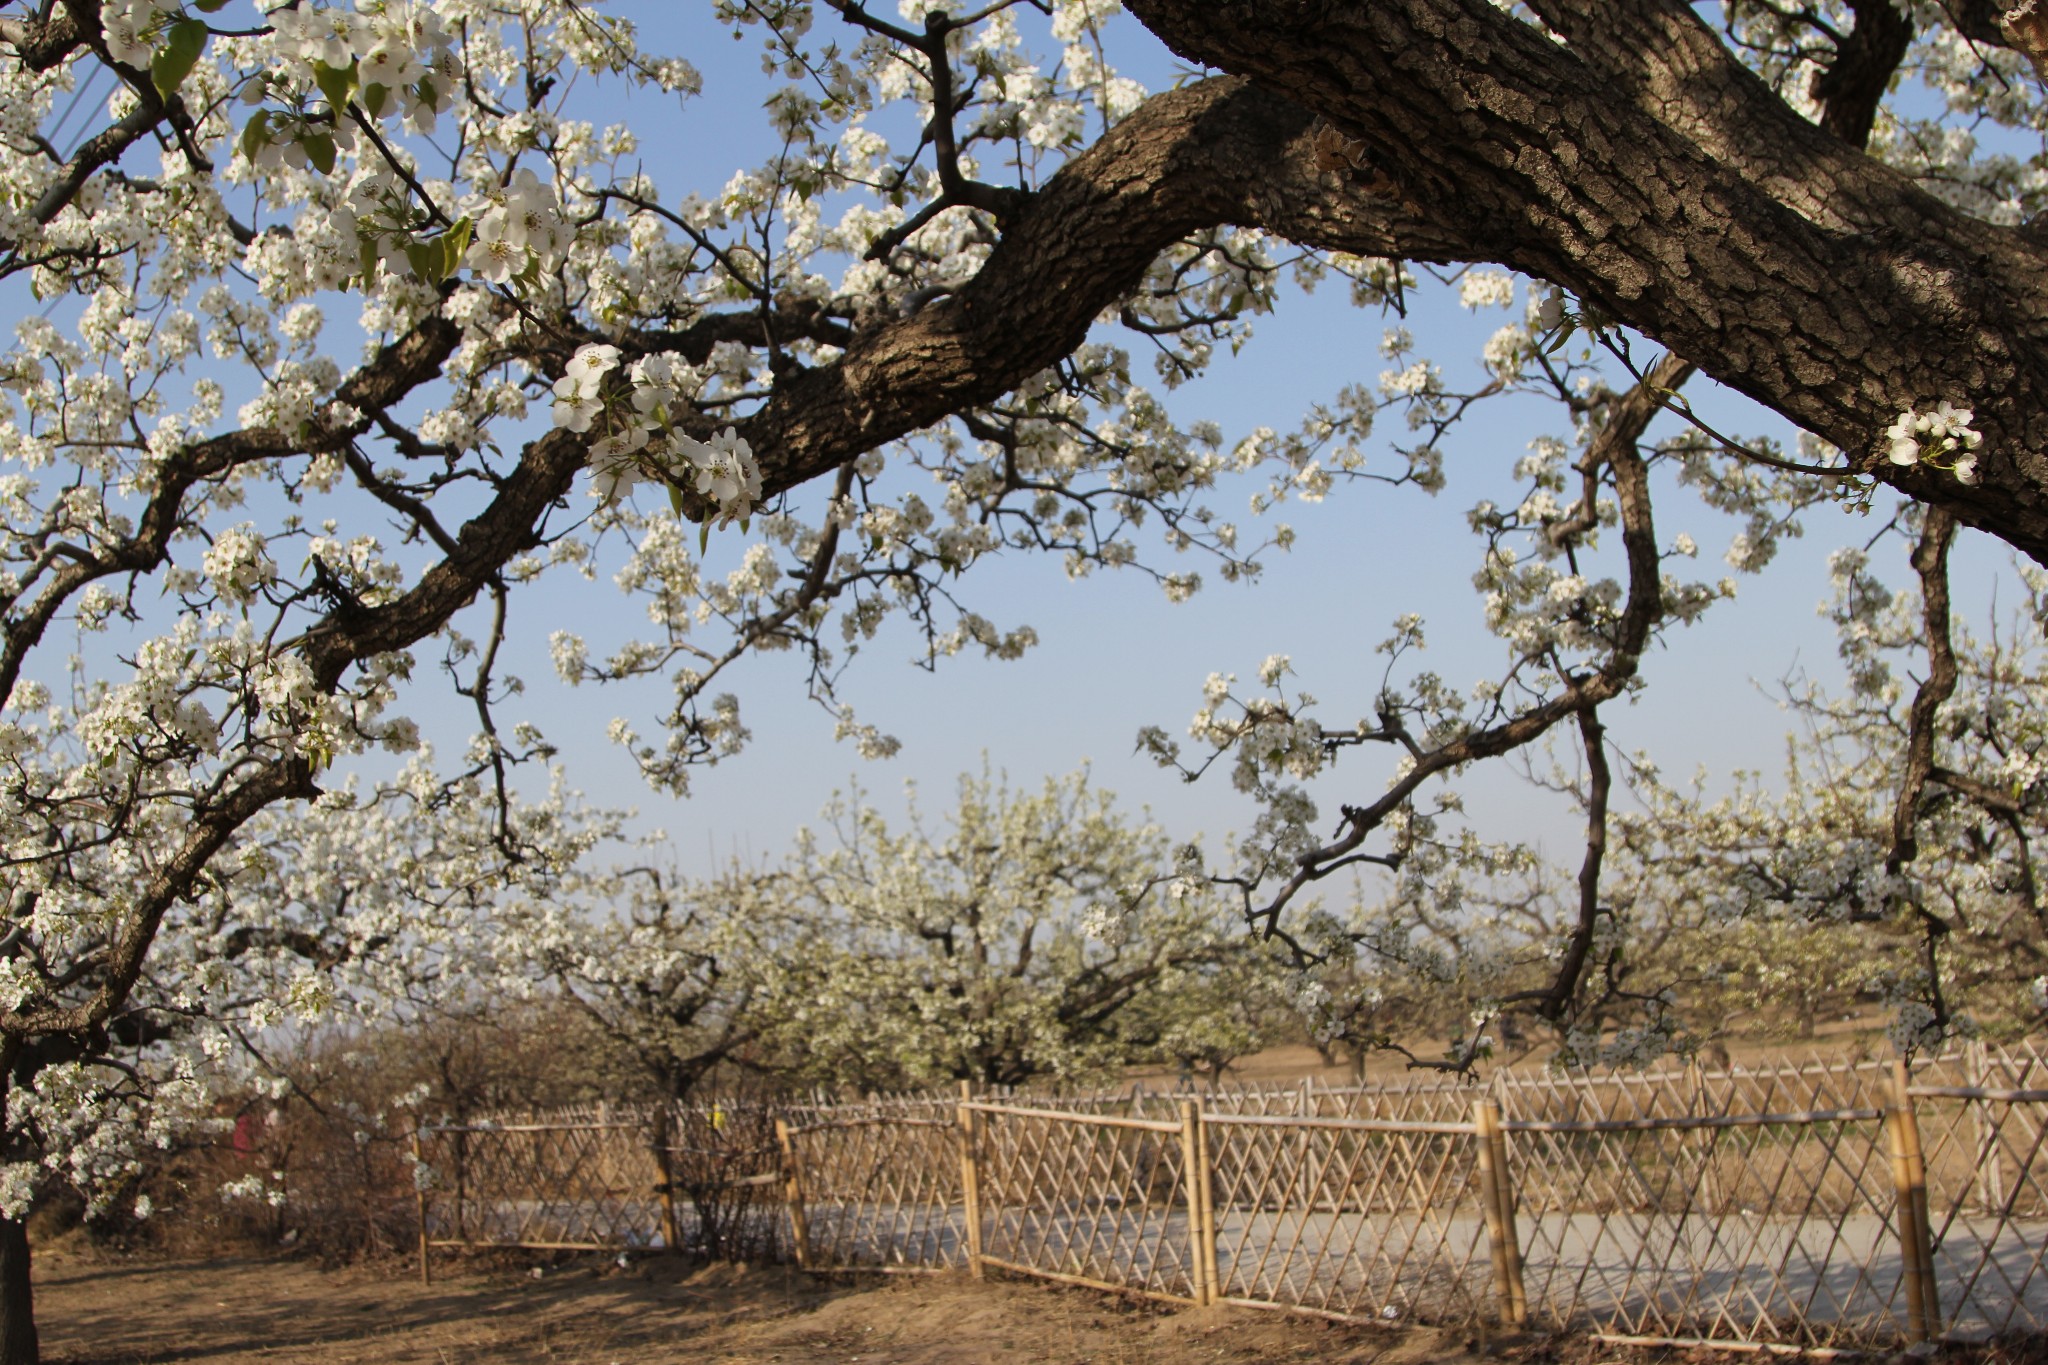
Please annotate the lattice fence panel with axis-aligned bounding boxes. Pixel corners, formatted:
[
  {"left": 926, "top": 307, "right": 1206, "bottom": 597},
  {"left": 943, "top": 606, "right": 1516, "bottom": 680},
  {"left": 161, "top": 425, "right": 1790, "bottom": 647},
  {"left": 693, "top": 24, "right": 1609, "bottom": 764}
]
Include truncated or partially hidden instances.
[
  {"left": 1498, "top": 1054, "right": 1919, "bottom": 1133},
  {"left": 1205, "top": 1080, "right": 1482, "bottom": 1126},
  {"left": 1913, "top": 1053, "right": 2048, "bottom": 1339},
  {"left": 657, "top": 1102, "right": 788, "bottom": 1260},
  {"left": 788, "top": 1117, "right": 967, "bottom": 1270},
  {"left": 1914, "top": 1045, "right": 2048, "bottom": 1217},
  {"left": 977, "top": 1108, "right": 1198, "bottom": 1301},
  {"left": 1504, "top": 1109, "right": 1899, "bottom": 1347},
  {"left": 1205, "top": 1116, "right": 1491, "bottom": 1325},
  {"left": 415, "top": 1047, "right": 2048, "bottom": 1351},
  {"left": 779, "top": 1095, "right": 956, "bottom": 1130},
  {"left": 422, "top": 1118, "right": 666, "bottom": 1250}
]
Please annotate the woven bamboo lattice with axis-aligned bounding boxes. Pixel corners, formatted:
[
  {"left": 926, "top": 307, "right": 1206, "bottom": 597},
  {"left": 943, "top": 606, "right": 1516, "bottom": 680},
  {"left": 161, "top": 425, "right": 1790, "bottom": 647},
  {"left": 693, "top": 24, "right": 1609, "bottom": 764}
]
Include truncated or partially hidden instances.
[
  {"left": 971, "top": 1103, "right": 1203, "bottom": 1303},
  {"left": 420, "top": 1114, "right": 667, "bottom": 1250},
  {"left": 1911, "top": 1043, "right": 2048, "bottom": 1338},
  {"left": 1504, "top": 1104, "right": 1899, "bottom": 1345},
  {"left": 1202, "top": 1078, "right": 1482, "bottom": 1125},
  {"left": 654, "top": 1102, "right": 789, "bottom": 1261},
  {"left": 783, "top": 1115, "right": 968, "bottom": 1271},
  {"left": 418, "top": 1043, "right": 2048, "bottom": 1349},
  {"left": 1204, "top": 1112, "right": 1493, "bottom": 1324}
]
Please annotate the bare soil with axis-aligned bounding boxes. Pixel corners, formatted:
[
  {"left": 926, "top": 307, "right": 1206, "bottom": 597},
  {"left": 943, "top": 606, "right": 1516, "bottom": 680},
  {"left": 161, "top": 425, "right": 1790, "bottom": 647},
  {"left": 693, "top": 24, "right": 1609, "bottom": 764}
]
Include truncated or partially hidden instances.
[
  {"left": 37, "top": 1240, "right": 1484, "bottom": 1365},
  {"left": 37, "top": 1241, "right": 2048, "bottom": 1365}
]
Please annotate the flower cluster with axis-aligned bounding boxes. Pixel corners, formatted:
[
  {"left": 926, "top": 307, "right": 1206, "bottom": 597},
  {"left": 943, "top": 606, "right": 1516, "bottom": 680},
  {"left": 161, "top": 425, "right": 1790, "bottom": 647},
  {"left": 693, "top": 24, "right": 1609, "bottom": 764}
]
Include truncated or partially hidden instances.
[
  {"left": 99, "top": 0, "right": 179, "bottom": 68},
  {"left": 266, "top": 2, "right": 461, "bottom": 134},
  {"left": 552, "top": 345, "right": 765, "bottom": 521},
  {"left": 327, "top": 170, "right": 448, "bottom": 282},
  {"left": 550, "top": 343, "right": 620, "bottom": 434},
  {"left": 464, "top": 169, "right": 570, "bottom": 286},
  {"left": 200, "top": 524, "right": 277, "bottom": 605},
  {"left": 1885, "top": 402, "right": 1983, "bottom": 484}
]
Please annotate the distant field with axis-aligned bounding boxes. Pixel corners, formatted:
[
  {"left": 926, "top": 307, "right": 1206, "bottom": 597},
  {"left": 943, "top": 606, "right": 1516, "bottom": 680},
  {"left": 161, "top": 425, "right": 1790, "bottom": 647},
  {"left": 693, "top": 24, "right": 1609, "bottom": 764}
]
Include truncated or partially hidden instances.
[{"left": 1119, "top": 1020, "right": 1898, "bottom": 1091}]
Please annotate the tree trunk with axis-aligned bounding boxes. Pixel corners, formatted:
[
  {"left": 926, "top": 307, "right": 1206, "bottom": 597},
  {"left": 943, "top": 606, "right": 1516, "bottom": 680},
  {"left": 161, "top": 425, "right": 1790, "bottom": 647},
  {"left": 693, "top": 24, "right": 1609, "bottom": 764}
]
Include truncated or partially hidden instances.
[
  {"left": 0, "top": 1215, "right": 37, "bottom": 1365},
  {"left": 0, "top": 1042, "right": 32, "bottom": 1365}
]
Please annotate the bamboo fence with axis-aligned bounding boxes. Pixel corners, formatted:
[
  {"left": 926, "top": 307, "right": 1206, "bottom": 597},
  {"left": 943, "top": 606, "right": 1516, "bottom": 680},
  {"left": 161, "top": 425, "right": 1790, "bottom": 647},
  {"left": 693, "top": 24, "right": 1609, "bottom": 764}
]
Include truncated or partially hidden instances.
[{"left": 416, "top": 1042, "right": 2048, "bottom": 1348}]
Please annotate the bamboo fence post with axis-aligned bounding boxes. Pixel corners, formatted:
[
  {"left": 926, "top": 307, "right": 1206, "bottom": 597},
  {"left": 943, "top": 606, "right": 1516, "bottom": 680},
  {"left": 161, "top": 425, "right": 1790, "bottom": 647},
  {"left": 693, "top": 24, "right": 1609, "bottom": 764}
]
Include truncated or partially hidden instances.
[
  {"left": 1886, "top": 1058, "right": 1940, "bottom": 1342},
  {"left": 774, "top": 1118, "right": 812, "bottom": 1271},
  {"left": 653, "top": 1104, "right": 682, "bottom": 1256},
  {"left": 1688, "top": 1055, "right": 1725, "bottom": 1216},
  {"left": 1178, "top": 1098, "right": 1211, "bottom": 1306},
  {"left": 957, "top": 1080, "right": 985, "bottom": 1279},
  {"left": 412, "top": 1125, "right": 431, "bottom": 1287},
  {"left": 1473, "top": 1099, "right": 1528, "bottom": 1326},
  {"left": 1192, "top": 1098, "right": 1221, "bottom": 1303},
  {"left": 1966, "top": 1040, "right": 2005, "bottom": 1214},
  {"left": 1489, "top": 1101, "right": 1529, "bottom": 1327}
]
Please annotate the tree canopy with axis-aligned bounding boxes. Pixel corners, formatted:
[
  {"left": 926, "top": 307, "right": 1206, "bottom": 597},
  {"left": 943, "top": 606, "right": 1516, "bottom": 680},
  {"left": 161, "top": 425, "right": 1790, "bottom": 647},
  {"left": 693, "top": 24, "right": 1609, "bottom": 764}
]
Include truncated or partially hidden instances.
[{"left": 0, "top": 0, "right": 2045, "bottom": 1359}]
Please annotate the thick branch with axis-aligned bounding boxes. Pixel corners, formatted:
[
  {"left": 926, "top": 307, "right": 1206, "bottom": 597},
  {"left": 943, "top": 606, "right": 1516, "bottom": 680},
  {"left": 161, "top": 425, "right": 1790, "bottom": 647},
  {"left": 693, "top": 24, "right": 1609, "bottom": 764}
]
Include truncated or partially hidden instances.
[
  {"left": 730, "top": 77, "right": 1465, "bottom": 501},
  {"left": 1542, "top": 704, "right": 1611, "bottom": 1023},
  {"left": 1127, "top": 0, "right": 2048, "bottom": 564},
  {"left": 1814, "top": 0, "right": 1915, "bottom": 148}
]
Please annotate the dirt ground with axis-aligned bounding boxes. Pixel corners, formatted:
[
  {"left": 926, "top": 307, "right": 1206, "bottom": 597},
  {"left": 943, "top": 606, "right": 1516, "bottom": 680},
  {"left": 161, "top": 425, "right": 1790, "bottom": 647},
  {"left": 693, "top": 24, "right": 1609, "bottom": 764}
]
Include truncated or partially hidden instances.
[
  {"left": 37, "top": 1242, "right": 2048, "bottom": 1365},
  {"left": 37, "top": 1241, "right": 1505, "bottom": 1365}
]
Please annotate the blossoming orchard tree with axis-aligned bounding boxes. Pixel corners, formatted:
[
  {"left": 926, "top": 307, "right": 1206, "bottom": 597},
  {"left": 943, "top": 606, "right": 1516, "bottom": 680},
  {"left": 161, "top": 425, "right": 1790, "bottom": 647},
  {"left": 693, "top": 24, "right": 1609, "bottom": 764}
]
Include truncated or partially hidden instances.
[
  {"left": 0, "top": 0, "right": 2045, "bottom": 1357},
  {"left": 757, "top": 768, "right": 1275, "bottom": 1089},
  {"left": 465, "top": 770, "right": 1286, "bottom": 1097}
]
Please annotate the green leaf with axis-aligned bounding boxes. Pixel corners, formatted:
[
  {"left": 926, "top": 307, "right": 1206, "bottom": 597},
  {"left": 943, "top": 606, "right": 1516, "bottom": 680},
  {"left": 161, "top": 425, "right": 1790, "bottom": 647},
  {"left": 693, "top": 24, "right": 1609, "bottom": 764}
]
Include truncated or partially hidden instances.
[
  {"left": 193, "top": 0, "right": 231, "bottom": 11},
  {"left": 300, "top": 131, "right": 336, "bottom": 176},
  {"left": 361, "top": 82, "right": 390, "bottom": 118},
  {"left": 698, "top": 521, "right": 712, "bottom": 555},
  {"left": 668, "top": 484, "right": 685, "bottom": 517},
  {"left": 439, "top": 217, "right": 473, "bottom": 278},
  {"left": 414, "top": 76, "right": 438, "bottom": 112},
  {"left": 239, "top": 111, "right": 272, "bottom": 163},
  {"left": 151, "top": 19, "right": 207, "bottom": 101},
  {"left": 402, "top": 236, "right": 443, "bottom": 283},
  {"left": 312, "top": 59, "right": 356, "bottom": 112}
]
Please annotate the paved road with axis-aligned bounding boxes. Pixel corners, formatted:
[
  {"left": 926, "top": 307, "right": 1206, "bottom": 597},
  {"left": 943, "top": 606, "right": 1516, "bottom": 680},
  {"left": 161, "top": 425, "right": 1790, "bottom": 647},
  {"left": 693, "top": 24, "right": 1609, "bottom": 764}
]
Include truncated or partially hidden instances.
[
  {"left": 437, "top": 1195, "right": 2046, "bottom": 1340},
  {"left": 795, "top": 1201, "right": 2047, "bottom": 1340}
]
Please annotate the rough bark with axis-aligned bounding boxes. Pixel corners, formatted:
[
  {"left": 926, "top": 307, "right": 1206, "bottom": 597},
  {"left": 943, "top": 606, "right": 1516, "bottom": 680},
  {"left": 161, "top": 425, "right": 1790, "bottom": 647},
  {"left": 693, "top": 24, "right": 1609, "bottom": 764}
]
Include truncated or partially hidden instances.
[
  {"left": 0, "top": 1216, "right": 31, "bottom": 1365},
  {"left": 0, "top": 1052, "right": 30, "bottom": 1365},
  {"left": 1126, "top": 0, "right": 2048, "bottom": 564},
  {"left": 729, "top": 77, "right": 1469, "bottom": 497}
]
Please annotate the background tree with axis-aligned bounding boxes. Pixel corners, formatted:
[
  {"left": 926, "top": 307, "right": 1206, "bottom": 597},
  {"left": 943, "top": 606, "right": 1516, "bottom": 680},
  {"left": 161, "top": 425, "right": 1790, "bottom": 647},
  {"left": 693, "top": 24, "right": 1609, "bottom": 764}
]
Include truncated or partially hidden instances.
[
  {"left": 484, "top": 863, "right": 795, "bottom": 1103},
  {"left": 1612, "top": 532, "right": 2048, "bottom": 1049},
  {"left": 765, "top": 768, "right": 1262, "bottom": 1089}
]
